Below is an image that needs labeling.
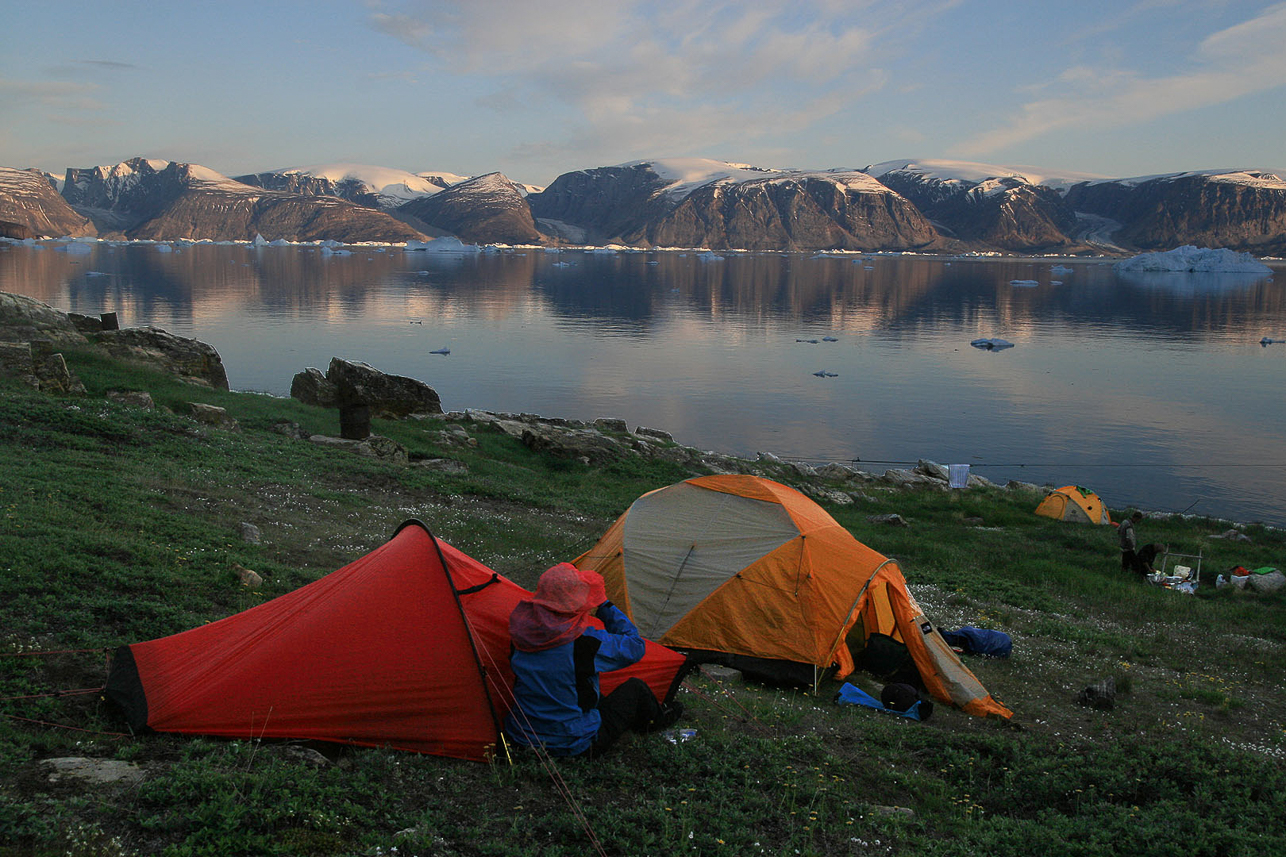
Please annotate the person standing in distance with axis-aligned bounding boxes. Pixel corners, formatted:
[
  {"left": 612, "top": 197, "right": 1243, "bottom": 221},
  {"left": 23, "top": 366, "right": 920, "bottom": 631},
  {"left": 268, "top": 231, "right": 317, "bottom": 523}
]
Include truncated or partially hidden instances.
[{"left": 1118, "top": 511, "right": 1145, "bottom": 575}]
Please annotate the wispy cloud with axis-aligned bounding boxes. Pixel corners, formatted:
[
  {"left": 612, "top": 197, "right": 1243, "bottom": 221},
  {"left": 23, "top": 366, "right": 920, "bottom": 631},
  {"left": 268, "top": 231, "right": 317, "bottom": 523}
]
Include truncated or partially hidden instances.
[
  {"left": 0, "top": 78, "right": 104, "bottom": 111},
  {"left": 366, "top": 0, "right": 948, "bottom": 165},
  {"left": 957, "top": 2, "right": 1286, "bottom": 157}
]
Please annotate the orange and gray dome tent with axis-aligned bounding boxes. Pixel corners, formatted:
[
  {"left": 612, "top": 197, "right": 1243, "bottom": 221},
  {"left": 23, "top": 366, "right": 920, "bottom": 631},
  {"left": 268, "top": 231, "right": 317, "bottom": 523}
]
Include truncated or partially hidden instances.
[
  {"left": 572, "top": 475, "right": 1011, "bottom": 720},
  {"left": 106, "top": 520, "right": 688, "bottom": 762},
  {"left": 1034, "top": 485, "right": 1113, "bottom": 525}
]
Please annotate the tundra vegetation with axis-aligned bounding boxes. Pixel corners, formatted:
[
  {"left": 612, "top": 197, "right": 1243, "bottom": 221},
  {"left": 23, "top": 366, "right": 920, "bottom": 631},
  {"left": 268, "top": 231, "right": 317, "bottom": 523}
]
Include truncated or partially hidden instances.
[{"left": 1, "top": 346, "right": 1284, "bottom": 856}]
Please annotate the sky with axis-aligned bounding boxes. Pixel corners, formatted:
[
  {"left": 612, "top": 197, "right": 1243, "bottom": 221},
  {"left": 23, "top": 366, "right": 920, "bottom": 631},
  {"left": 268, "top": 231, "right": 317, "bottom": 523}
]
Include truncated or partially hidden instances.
[{"left": 3, "top": 0, "right": 1286, "bottom": 187}]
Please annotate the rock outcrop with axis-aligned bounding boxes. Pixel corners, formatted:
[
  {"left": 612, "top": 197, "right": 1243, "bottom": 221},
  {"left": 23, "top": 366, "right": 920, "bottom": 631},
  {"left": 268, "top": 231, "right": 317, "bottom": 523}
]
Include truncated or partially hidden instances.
[
  {"left": 396, "top": 173, "right": 546, "bottom": 245},
  {"left": 0, "top": 167, "right": 96, "bottom": 238}
]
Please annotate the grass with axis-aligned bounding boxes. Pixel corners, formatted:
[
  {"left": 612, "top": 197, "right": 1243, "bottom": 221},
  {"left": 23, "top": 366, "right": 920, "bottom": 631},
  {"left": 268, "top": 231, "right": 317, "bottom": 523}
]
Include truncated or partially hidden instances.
[{"left": 2, "top": 346, "right": 1285, "bottom": 856}]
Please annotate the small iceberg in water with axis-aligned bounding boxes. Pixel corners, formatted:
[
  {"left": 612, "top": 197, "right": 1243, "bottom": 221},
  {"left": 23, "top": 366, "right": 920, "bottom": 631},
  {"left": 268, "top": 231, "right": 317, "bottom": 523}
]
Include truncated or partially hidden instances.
[
  {"left": 1009, "top": 279, "right": 1039, "bottom": 287},
  {"left": 971, "top": 338, "right": 1014, "bottom": 351},
  {"left": 429, "top": 347, "right": 450, "bottom": 355},
  {"left": 812, "top": 370, "right": 838, "bottom": 377},
  {"left": 822, "top": 336, "right": 839, "bottom": 342},
  {"left": 1262, "top": 337, "right": 1283, "bottom": 346}
]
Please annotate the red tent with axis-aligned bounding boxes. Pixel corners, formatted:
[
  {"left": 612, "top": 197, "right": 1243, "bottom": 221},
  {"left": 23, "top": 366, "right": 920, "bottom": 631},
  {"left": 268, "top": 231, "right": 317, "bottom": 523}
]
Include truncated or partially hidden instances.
[{"left": 106, "top": 520, "right": 689, "bottom": 762}]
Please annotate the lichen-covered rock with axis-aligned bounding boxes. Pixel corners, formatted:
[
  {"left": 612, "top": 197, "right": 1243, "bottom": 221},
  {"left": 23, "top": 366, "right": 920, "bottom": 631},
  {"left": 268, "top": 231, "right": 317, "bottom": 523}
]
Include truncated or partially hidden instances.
[
  {"left": 188, "top": 402, "right": 238, "bottom": 430},
  {"left": 93, "top": 327, "right": 229, "bottom": 389},
  {"left": 107, "top": 390, "right": 156, "bottom": 409},
  {"left": 0, "top": 292, "right": 89, "bottom": 346},
  {"left": 520, "top": 425, "right": 629, "bottom": 464},
  {"left": 0, "top": 341, "right": 39, "bottom": 387}
]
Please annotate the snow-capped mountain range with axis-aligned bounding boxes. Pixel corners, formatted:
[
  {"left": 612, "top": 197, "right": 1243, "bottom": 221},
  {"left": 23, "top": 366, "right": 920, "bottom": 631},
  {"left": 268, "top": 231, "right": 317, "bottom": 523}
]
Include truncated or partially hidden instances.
[{"left": 2, "top": 156, "right": 1284, "bottom": 256}]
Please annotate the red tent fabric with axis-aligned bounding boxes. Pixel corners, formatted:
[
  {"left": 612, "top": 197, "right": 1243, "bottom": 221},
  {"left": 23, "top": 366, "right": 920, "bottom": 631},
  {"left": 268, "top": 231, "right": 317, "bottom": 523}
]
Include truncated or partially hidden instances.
[{"left": 106, "top": 520, "right": 689, "bottom": 762}]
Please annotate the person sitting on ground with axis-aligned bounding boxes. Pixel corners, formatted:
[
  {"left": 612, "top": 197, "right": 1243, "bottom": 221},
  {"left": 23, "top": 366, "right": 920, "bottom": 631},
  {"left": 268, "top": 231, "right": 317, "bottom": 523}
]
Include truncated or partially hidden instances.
[
  {"left": 1136, "top": 542, "right": 1168, "bottom": 576},
  {"left": 504, "top": 563, "right": 682, "bottom": 757},
  {"left": 1118, "top": 511, "right": 1145, "bottom": 574}
]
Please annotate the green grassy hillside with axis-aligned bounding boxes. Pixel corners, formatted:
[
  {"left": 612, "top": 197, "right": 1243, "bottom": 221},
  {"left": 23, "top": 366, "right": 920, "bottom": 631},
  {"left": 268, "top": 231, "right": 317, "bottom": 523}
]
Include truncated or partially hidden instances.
[{"left": 2, "top": 347, "right": 1284, "bottom": 856}]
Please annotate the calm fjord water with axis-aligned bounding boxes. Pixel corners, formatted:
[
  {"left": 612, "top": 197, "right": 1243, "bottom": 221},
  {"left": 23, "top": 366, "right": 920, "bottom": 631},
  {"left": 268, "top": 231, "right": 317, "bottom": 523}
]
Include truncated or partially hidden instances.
[{"left": 4, "top": 241, "right": 1284, "bottom": 528}]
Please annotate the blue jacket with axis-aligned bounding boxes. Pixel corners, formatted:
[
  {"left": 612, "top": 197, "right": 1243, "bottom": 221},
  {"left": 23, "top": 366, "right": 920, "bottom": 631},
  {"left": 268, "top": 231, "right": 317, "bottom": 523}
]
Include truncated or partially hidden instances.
[{"left": 504, "top": 603, "right": 645, "bottom": 756}]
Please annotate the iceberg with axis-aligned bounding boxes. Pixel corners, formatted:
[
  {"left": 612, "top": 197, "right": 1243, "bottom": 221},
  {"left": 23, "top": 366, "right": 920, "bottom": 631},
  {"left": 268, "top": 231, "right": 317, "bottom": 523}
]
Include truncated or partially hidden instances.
[
  {"left": 405, "top": 237, "right": 481, "bottom": 253},
  {"left": 970, "top": 338, "right": 1014, "bottom": 351},
  {"left": 1114, "top": 245, "right": 1271, "bottom": 274},
  {"left": 1009, "top": 279, "right": 1039, "bottom": 287}
]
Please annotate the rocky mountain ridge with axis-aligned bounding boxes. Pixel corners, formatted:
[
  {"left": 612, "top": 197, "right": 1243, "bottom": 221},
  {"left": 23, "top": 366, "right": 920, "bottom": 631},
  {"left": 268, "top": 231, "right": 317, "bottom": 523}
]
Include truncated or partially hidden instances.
[{"left": 1, "top": 156, "right": 1284, "bottom": 256}]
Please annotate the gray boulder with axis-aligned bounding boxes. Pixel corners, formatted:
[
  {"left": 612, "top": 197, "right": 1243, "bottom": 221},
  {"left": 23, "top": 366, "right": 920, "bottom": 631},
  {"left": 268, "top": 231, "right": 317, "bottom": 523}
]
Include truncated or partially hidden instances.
[
  {"left": 1247, "top": 569, "right": 1285, "bottom": 594},
  {"left": 915, "top": 459, "right": 949, "bottom": 482},
  {"left": 188, "top": 402, "right": 238, "bottom": 430},
  {"left": 635, "top": 425, "right": 673, "bottom": 442},
  {"left": 0, "top": 292, "right": 89, "bottom": 346},
  {"left": 107, "top": 390, "right": 155, "bottom": 409},
  {"left": 867, "top": 513, "right": 909, "bottom": 527},
  {"left": 290, "top": 367, "right": 339, "bottom": 408},
  {"left": 92, "top": 326, "right": 229, "bottom": 389},
  {"left": 325, "top": 357, "right": 442, "bottom": 418},
  {"left": 520, "top": 424, "right": 629, "bottom": 465},
  {"left": 0, "top": 340, "right": 85, "bottom": 394},
  {"left": 594, "top": 417, "right": 629, "bottom": 433},
  {"left": 881, "top": 468, "right": 935, "bottom": 487},
  {"left": 308, "top": 433, "right": 408, "bottom": 464}
]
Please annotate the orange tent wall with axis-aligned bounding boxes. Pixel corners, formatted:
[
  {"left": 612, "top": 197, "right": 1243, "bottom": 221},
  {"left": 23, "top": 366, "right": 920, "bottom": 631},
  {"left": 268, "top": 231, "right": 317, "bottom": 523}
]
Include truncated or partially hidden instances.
[{"left": 575, "top": 475, "right": 1012, "bottom": 720}]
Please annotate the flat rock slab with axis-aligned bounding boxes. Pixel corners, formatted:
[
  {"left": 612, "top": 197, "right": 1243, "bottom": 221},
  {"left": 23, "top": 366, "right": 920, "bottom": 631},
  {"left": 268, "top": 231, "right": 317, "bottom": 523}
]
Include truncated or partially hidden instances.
[{"left": 42, "top": 757, "right": 146, "bottom": 785}]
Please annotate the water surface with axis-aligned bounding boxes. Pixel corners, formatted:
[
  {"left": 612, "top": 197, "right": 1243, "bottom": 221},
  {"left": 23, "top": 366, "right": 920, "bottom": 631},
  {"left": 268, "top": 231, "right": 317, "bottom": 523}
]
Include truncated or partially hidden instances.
[{"left": 3, "top": 241, "right": 1283, "bottom": 527}]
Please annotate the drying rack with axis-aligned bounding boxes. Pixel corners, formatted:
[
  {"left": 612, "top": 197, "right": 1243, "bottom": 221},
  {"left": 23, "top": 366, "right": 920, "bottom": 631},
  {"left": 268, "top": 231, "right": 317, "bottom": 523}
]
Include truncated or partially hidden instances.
[{"left": 1159, "top": 548, "right": 1203, "bottom": 585}]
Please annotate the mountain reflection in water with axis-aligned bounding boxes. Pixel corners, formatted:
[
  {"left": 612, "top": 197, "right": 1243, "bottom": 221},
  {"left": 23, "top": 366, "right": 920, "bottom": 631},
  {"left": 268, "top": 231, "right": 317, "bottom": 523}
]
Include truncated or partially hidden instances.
[{"left": 3, "top": 242, "right": 1283, "bottom": 527}]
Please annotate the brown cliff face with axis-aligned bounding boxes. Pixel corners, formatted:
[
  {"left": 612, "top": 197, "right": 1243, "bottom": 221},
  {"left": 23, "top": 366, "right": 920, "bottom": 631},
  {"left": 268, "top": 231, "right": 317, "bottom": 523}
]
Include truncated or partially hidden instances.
[
  {"left": 527, "top": 164, "right": 676, "bottom": 244},
  {"left": 1064, "top": 173, "right": 1286, "bottom": 255},
  {"left": 873, "top": 169, "right": 1076, "bottom": 252},
  {"left": 397, "top": 173, "right": 545, "bottom": 245},
  {"left": 0, "top": 168, "right": 96, "bottom": 238},
  {"left": 645, "top": 174, "right": 939, "bottom": 251},
  {"left": 60, "top": 160, "right": 425, "bottom": 244},
  {"left": 531, "top": 163, "right": 939, "bottom": 251}
]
